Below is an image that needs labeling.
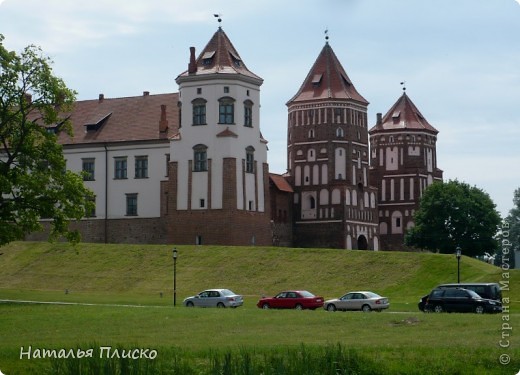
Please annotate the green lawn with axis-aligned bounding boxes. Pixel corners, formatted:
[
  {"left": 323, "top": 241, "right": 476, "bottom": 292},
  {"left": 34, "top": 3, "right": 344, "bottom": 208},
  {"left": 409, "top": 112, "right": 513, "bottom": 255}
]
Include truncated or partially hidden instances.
[{"left": 0, "top": 241, "right": 518, "bottom": 374}]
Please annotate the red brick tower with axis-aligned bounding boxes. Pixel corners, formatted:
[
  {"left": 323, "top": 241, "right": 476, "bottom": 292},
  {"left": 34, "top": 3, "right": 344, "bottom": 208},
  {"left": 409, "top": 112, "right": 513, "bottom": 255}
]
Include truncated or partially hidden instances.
[
  {"left": 286, "top": 40, "right": 379, "bottom": 250},
  {"left": 369, "top": 91, "right": 443, "bottom": 250}
]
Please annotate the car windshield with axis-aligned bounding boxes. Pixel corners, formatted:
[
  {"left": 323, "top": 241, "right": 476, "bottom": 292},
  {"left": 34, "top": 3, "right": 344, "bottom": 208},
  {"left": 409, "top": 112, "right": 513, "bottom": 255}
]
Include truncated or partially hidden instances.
[
  {"left": 364, "top": 292, "right": 381, "bottom": 299},
  {"left": 467, "top": 290, "right": 482, "bottom": 298},
  {"left": 220, "top": 289, "right": 235, "bottom": 296},
  {"left": 299, "top": 291, "right": 315, "bottom": 298}
]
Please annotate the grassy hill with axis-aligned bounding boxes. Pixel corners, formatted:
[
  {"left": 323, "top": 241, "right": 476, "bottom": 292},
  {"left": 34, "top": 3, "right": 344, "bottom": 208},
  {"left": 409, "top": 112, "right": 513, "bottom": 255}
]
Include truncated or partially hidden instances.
[{"left": 0, "top": 241, "right": 516, "bottom": 310}]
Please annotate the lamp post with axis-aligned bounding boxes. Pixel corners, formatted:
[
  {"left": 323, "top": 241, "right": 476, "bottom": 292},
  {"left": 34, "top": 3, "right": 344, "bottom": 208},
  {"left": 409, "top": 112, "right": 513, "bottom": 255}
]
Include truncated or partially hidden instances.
[
  {"left": 173, "top": 248, "right": 178, "bottom": 306},
  {"left": 456, "top": 247, "right": 461, "bottom": 284}
]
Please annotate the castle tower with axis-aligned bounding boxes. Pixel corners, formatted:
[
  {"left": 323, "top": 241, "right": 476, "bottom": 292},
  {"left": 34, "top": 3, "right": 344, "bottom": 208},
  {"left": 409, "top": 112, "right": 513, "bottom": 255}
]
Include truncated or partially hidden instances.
[
  {"left": 286, "top": 41, "right": 379, "bottom": 250},
  {"left": 369, "top": 91, "right": 443, "bottom": 250},
  {"left": 167, "top": 27, "right": 271, "bottom": 246}
]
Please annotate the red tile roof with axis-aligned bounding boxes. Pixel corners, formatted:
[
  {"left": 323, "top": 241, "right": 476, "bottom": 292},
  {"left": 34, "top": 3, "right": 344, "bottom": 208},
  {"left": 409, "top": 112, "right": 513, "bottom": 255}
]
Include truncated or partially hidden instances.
[
  {"left": 57, "top": 92, "right": 179, "bottom": 145},
  {"left": 177, "top": 27, "right": 262, "bottom": 83},
  {"left": 369, "top": 92, "right": 438, "bottom": 134},
  {"left": 287, "top": 43, "right": 368, "bottom": 105},
  {"left": 270, "top": 173, "right": 293, "bottom": 193}
]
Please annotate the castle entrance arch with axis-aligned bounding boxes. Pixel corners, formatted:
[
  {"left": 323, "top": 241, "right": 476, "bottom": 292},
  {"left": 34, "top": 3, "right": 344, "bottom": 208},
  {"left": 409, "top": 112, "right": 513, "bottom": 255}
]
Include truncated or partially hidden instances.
[{"left": 357, "top": 235, "right": 368, "bottom": 250}]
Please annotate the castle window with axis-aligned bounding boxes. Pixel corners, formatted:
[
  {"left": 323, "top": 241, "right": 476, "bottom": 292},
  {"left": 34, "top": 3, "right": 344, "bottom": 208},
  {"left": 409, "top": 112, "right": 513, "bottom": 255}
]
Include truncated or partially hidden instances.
[
  {"left": 312, "top": 74, "right": 322, "bottom": 87},
  {"left": 200, "top": 199, "right": 205, "bottom": 208},
  {"left": 197, "top": 88, "right": 202, "bottom": 94},
  {"left": 244, "top": 100, "right": 253, "bottom": 127},
  {"left": 336, "top": 127, "right": 344, "bottom": 137},
  {"left": 135, "top": 156, "right": 148, "bottom": 179},
  {"left": 219, "top": 97, "right": 235, "bottom": 124},
  {"left": 82, "top": 158, "right": 95, "bottom": 181},
  {"left": 230, "top": 51, "right": 242, "bottom": 67},
  {"left": 192, "top": 98, "right": 207, "bottom": 125},
  {"left": 126, "top": 193, "right": 138, "bottom": 216},
  {"left": 202, "top": 51, "right": 215, "bottom": 66},
  {"left": 310, "top": 196, "right": 316, "bottom": 209},
  {"left": 308, "top": 129, "right": 315, "bottom": 138},
  {"left": 114, "top": 157, "right": 127, "bottom": 179},
  {"left": 223, "top": 86, "right": 230, "bottom": 93},
  {"left": 193, "top": 144, "right": 208, "bottom": 172},
  {"left": 245, "top": 146, "right": 255, "bottom": 173}
]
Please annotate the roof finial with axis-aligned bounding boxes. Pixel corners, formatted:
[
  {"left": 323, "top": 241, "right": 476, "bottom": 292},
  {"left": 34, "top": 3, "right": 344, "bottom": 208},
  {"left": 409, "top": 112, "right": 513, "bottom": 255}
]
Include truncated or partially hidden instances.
[
  {"left": 324, "top": 28, "right": 329, "bottom": 43},
  {"left": 214, "top": 13, "right": 222, "bottom": 28},
  {"left": 400, "top": 81, "right": 406, "bottom": 93}
]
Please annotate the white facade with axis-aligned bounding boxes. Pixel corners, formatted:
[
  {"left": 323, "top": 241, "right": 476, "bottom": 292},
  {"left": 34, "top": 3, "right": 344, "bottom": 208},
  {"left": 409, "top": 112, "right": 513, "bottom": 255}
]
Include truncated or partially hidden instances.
[
  {"left": 172, "top": 75, "right": 267, "bottom": 212},
  {"left": 64, "top": 141, "right": 169, "bottom": 219}
]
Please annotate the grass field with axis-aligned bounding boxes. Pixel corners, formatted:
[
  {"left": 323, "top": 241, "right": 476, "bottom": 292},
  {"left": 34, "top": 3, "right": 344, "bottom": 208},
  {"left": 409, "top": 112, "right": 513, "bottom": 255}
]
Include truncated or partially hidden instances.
[{"left": 0, "top": 241, "right": 518, "bottom": 374}]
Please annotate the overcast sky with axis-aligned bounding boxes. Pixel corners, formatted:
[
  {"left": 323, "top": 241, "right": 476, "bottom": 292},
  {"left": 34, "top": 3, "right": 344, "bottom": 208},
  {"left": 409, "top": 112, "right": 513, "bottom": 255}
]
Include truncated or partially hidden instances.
[{"left": 1, "top": 0, "right": 519, "bottom": 218}]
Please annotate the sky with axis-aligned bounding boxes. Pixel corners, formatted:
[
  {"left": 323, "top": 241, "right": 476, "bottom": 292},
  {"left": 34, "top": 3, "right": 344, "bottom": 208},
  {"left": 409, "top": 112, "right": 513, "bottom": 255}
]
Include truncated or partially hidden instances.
[{"left": 1, "top": 0, "right": 519, "bottom": 218}]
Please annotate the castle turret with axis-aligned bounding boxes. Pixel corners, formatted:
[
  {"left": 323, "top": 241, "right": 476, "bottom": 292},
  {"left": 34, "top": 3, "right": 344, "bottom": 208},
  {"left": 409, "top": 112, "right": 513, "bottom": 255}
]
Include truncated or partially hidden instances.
[
  {"left": 369, "top": 91, "right": 443, "bottom": 250},
  {"left": 286, "top": 41, "right": 379, "bottom": 250},
  {"left": 168, "top": 27, "right": 271, "bottom": 246}
]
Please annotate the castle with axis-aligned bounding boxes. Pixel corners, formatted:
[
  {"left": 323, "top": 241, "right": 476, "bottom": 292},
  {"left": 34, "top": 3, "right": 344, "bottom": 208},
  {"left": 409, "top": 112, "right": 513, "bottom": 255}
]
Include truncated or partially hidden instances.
[{"left": 27, "top": 27, "right": 443, "bottom": 250}]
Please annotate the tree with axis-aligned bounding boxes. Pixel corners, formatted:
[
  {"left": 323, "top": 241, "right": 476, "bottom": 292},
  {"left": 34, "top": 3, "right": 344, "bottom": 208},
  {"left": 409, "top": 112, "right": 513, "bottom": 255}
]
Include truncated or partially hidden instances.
[
  {"left": 405, "top": 179, "right": 501, "bottom": 257},
  {"left": 499, "top": 187, "right": 520, "bottom": 268},
  {"left": 0, "top": 35, "right": 94, "bottom": 246}
]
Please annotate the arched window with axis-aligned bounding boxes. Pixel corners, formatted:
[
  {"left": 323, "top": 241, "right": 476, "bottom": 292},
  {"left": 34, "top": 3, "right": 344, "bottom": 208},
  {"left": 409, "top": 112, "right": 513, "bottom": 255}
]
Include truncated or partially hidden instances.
[
  {"left": 193, "top": 144, "right": 208, "bottom": 172},
  {"left": 192, "top": 98, "right": 207, "bottom": 125},
  {"left": 244, "top": 100, "right": 253, "bottom": 127},
  {"left": 245, "top": 146, "right": 255, "bottom": 173},
  {"left": 310, "top": 196, "right": 316, "bottom": 209},
  {"left": 218, "top": 97, "right": 235, "bottom": 124}
]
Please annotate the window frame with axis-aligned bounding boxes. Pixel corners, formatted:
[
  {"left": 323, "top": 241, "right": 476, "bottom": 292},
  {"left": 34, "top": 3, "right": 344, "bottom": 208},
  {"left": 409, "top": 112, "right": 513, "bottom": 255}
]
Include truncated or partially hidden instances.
[
  {"left": 192, "top": 98, "right": 207, "bottom": 126},
  {"left": 82, "top": 158, "right": 95, "bottom": 181},
  {"left": 126, "top": 193, "right": 138, "bottom": 216},
  {"left": 134, "top": 156, "right": 148, "bottom": 179},
  {"left": 193, "top": 144, "right": 208, "bottom": 172},
  {"left": 114, "top": 157, "right": 127, "bottom": 180},
  {"left": 218, "top": 97, "right": 235, "bottom": 125}
]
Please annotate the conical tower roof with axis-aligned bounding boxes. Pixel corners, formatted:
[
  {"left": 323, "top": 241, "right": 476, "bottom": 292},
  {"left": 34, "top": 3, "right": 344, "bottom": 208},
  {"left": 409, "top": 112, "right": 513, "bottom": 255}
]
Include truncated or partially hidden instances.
[
  {"left": 287, "top": 42, "right": 368, "bottom": 105},
  {"left": 177, "top": 27, "right": 262, "bottom": 83},
  {"left": 369, "top": 92, "right": 438, "bottom": 134}
]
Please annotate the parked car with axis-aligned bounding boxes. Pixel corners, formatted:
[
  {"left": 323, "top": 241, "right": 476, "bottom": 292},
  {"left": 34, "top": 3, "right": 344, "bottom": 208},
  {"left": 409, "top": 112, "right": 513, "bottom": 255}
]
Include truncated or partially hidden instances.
[
  {"left": 436, "top": 283, "right": 502, "bottom": 301},
  {"left": 418, "top": 282, "right": 502, "bottom": 312},
  {"left": 424, "top": 287, "right": 502, "bottom": 314},
  {"left": 323, "top": 291, "right": 389, "bottom": 312},
  {"left": 256, "top": 290, "right": 324, "bottom": 310},
  {"left": 183, "top": 289, "right": 243, "bottom": 308}
]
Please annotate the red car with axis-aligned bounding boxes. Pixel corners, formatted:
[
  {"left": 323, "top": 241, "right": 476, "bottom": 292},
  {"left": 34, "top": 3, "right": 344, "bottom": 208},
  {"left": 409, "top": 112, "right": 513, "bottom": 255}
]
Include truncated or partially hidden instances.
[{"left": 256, "top": 290, "right": 324, "bottom": 310}]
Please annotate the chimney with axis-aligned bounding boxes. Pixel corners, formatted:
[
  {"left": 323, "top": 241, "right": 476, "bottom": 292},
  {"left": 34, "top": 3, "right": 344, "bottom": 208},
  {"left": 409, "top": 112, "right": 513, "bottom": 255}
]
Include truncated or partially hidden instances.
[
  {"left": 99, "top": 93, "right": 104, "bottom": 102},
  {"left": 376, "top": 113, "right": 382, "bottom": 125},
  {"left": 143, "top": 91, "right": 150, "bottom": 96},
  {"left": 188, "top": 47, "right": 197, "bottom": 74},
  {"left": 159, "top": 104, "right": 168, "bottom": 132}
]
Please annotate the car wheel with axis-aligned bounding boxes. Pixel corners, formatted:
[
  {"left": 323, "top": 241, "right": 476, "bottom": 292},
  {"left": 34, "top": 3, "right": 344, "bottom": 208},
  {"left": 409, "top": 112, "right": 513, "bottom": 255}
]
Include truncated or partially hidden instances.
[
  {"left": 326, "top": 304, "right": 336, "bottom": 312},
  {"left": 217, "top": 302, "right": 225, "bottom": 308},
  {"left": 295, "top": 304, "right": 303, "bottom": 310},
  {"left": 433, "top": 305, "right": 443, "bottom": 313},
  {"left": 475, "top": 305, "right": 485, "bottom": 314},
  {"left": 361, "top": 304, "right": 371, "bottom": 312},
  {"left": 262, "top": 303, "right": 270, "bottom": 309},
  {"left": 186, "top": 301, "right": 194, "bottom": 307}
]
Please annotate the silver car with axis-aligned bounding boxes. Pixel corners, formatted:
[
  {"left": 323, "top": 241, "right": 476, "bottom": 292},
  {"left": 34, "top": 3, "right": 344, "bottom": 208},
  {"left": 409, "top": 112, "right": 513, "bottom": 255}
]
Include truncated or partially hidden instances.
[
  {"left": 324, "top": 291, "right": 389, "bottom": 312},
  {"left": 183, "top": 289, "right": 243, "bottom": 308}
]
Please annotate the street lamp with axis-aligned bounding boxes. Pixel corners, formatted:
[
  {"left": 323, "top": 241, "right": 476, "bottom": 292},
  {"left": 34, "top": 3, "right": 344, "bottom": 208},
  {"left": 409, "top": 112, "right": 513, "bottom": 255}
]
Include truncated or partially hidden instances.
[
  {"left": 456, "top": 247, "right": 461, "bottom": 284},
  {"left": 173, "top": 248, "right": 178, "bottom": 306}
]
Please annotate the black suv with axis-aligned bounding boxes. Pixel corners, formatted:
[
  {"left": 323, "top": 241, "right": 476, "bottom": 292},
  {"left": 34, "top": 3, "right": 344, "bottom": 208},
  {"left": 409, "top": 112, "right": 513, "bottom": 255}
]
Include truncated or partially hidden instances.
[{"left": 424, "top": 288, "right": 502, "bottom": 314}]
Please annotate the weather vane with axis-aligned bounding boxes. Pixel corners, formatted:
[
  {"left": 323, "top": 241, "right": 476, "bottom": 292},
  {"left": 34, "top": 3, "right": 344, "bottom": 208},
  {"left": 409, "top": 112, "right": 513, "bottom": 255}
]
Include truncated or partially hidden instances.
[
  {"left": 325, "top": 28, "right": 329, "bottom": 43},
  {"left": 400, "top": 81, "right": 406, "bottom": 92},
  {"left": 214, "top": 13, "right": 222, "bottom": 27}
]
